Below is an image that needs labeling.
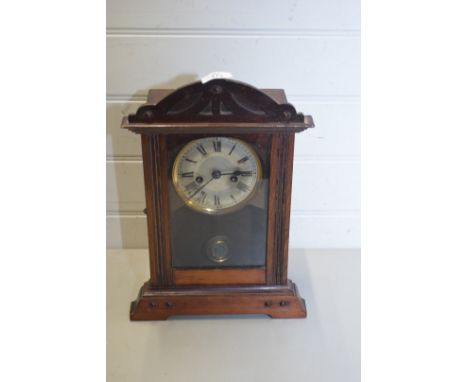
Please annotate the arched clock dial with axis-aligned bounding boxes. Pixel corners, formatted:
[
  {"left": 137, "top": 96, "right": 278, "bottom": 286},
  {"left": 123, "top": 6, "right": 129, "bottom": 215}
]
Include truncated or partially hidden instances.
[{"left": 172, "top": 137, "right": 262, "bottom": 214}]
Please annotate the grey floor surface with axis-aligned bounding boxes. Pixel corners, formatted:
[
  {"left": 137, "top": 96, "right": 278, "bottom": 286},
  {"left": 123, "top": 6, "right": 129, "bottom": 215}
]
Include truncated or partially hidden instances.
[{"left": 107, "top": 249, "right": 360, "bottom": 382}]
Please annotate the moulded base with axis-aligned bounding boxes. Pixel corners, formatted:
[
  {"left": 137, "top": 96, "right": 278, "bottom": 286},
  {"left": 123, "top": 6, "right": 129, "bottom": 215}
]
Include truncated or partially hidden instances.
[{"left": 130, "top": 279, "right": 307, "bottom": 320}]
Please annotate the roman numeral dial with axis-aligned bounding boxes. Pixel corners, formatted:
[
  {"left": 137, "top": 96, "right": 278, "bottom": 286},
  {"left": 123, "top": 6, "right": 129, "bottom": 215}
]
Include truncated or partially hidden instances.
[{"left": 172, "top": 137, "right": 262, "bottom": 215}]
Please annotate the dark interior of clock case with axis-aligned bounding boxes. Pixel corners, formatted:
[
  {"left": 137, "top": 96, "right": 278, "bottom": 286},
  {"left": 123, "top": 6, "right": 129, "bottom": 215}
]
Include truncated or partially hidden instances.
[{"left": 166, "top": 134, "right": 271, "bottom": 268}]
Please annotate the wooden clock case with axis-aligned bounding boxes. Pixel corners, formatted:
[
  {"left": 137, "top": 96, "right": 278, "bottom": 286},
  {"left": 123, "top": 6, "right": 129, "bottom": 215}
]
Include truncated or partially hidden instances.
[{"left": 121, "top": 79, "right": 314, "bottom": 320}]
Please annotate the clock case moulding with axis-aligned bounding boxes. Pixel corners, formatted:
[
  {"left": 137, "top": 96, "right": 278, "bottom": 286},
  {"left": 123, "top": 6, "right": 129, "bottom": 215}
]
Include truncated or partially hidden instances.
[{"left": 121, "top": 79, "right": 314, "bottom": 320}]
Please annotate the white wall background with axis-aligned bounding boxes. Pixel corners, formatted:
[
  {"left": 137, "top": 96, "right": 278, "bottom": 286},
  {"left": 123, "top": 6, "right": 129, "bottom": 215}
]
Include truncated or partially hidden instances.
[{"left": 106, "top": 0, "right": 360, "bottom": 248}]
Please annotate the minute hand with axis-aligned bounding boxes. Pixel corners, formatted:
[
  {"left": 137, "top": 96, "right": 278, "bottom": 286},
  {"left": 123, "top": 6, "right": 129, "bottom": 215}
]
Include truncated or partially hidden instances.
[{"left": 188, "top": 177, "right": 214, "bottom": 199}]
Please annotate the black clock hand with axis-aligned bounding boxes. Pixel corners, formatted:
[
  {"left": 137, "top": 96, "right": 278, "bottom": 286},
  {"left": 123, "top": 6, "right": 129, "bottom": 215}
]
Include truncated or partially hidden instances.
[
  {"left": 219, "top": 170, "right": 253, "bottom": 176},
  {"left": 188, "top": 177, "right": 215, "bottom": 199}
]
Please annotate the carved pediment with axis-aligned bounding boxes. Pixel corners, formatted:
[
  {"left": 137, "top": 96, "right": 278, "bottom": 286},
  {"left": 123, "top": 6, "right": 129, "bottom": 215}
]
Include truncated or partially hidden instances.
[{"left": 128, "top": 79, "right": 305, "bottom": 123}]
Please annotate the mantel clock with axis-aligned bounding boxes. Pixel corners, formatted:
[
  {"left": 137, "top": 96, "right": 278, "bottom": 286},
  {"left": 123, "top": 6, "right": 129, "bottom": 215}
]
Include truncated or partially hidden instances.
[{"left": 121, "top": 78, "right": 314, "bottom": 320}]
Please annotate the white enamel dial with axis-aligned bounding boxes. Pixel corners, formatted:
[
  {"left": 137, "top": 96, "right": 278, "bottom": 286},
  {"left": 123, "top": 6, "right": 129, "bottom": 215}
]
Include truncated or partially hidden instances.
[{"left": 172, "top": 137, "right": 262, "bottom": 214}]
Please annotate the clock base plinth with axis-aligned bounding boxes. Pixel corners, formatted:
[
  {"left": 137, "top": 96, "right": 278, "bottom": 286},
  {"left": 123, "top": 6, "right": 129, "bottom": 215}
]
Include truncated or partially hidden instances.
[{"left": 130, "top": 280, "right": 306, "bottom": 320}]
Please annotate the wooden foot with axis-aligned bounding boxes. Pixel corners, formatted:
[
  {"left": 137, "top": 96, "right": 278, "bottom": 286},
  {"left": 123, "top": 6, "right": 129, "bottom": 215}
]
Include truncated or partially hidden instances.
[{"left": 130, "top": 280, "right": 307, "bottom": 320}]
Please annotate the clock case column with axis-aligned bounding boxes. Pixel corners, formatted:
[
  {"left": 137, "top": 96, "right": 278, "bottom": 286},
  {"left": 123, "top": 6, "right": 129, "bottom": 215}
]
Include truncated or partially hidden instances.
[{"left": 121, "top": 80, "right": 314, "bottom": 320}]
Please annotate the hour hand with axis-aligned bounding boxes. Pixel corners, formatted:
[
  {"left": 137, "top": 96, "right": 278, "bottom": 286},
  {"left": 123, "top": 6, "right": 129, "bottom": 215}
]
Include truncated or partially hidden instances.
[{"left": 220, "top": 170, "right": 253, "bottom": 176}]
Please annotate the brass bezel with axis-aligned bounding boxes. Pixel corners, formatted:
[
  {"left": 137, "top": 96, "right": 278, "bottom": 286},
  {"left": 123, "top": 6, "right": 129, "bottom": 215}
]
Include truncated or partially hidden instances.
[{"left": 172, "top": 137, "right": 263, "bottom": 215}]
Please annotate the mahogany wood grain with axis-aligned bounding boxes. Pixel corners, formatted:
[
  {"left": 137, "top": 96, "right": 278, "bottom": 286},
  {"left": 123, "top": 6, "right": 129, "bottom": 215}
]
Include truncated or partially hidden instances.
[
  {"left": 174, "top": 268, "right": 266, "bottom": 285},
  {"left": 123, "top": 119, "right": 312, "bottom": 135},
  {"left": 278, "top": 134, "right": 296, "bottom": 284},
  {"left": 265, "top": 134, "right": 279, "bottom": 284},
  {"left": 147, "top": 89, "right": 288, "bottom": 105},
  {"left": 122, "top": 80, "right": 313, "bottom": 319},
  {"left": 141, "top": 135, "right": 173, "bottom": 286},
  {"left": 140, "top": 135, "right": 159, "bottom": 283},
  {"left": 130, "top": 280, "right": 306, "bottom": 320},
  {"left": 265, "top": 133, "right": 295, "bottom": 284},
  {"left": 128, "top": 80, "right": 305, "bottom": 124}
]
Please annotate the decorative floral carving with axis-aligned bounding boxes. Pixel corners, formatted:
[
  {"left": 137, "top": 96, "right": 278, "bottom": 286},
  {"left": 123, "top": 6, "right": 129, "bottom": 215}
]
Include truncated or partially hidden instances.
[{"left": 128, "top": 79, "right": 305, "bottom": 123}]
